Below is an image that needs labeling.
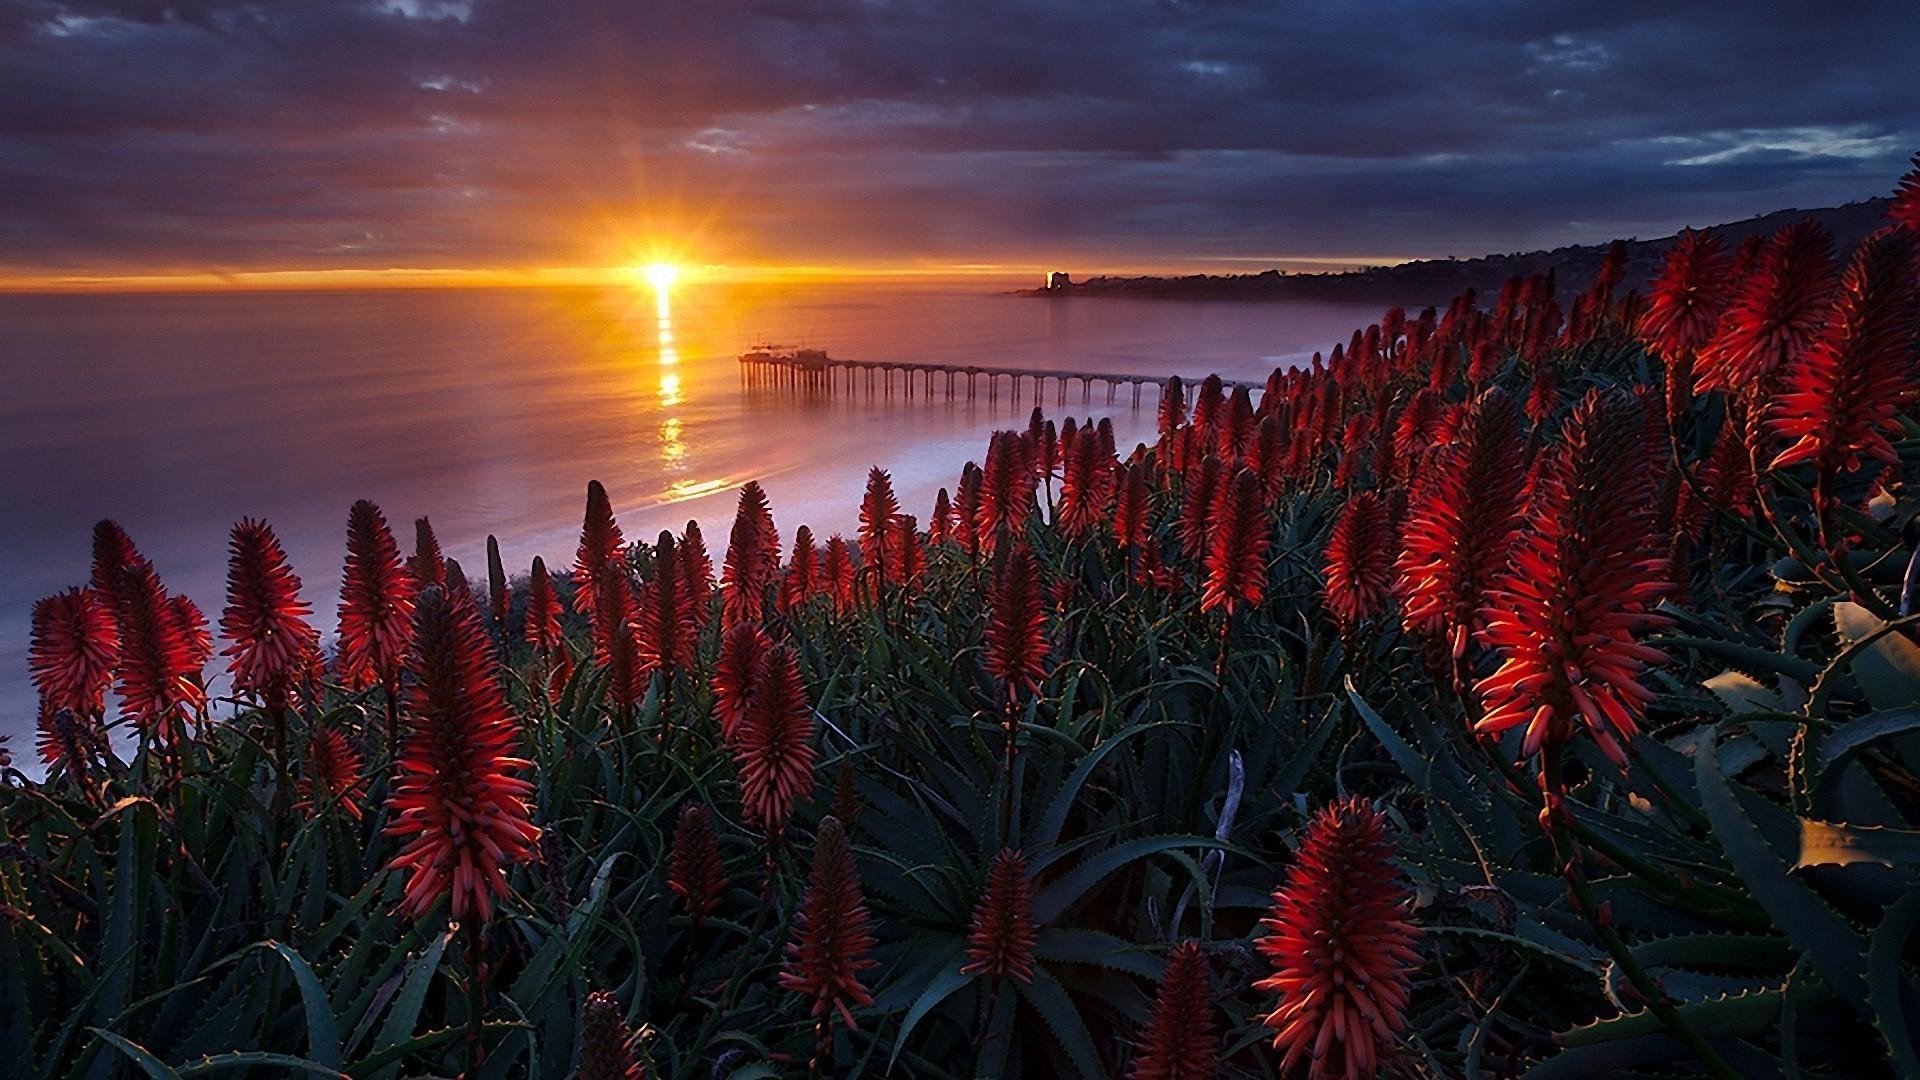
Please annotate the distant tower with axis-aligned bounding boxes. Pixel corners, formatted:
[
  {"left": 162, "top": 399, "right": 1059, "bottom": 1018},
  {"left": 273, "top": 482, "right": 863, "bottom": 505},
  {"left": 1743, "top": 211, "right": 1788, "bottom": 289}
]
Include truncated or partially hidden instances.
[{"left": 1046, "top": 271, "right": 1072, "bottom": 290}]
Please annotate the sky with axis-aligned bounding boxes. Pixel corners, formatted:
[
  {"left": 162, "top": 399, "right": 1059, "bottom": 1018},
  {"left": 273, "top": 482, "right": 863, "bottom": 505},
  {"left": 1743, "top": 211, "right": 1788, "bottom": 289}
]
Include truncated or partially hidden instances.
[{"left": 1, "top": 0, "right": 1917, "bottom": 285}]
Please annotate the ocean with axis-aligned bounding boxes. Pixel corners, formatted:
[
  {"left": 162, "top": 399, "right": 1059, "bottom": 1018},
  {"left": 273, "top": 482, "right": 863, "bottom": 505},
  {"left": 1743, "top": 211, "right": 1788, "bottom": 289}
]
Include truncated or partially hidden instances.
[{"left": 0, "top": 281, "right": 1388, "bottom": 767}]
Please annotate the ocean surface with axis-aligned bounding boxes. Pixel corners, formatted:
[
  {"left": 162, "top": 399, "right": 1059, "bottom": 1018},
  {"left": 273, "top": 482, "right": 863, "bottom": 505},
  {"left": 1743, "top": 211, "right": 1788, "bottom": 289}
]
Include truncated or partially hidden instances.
[{"left": 0, "top": 281, "right": 1387, "bottom": 768}]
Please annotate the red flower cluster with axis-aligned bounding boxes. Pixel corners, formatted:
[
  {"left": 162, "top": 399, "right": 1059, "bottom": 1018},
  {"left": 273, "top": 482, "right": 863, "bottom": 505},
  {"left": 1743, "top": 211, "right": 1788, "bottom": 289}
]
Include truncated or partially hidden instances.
[
  {"left": 386, "top": 586, "right": 539, "bottom": 922},
  {"left": 410, "top": 516, "right": 446, "bottom": 590},
  {"left": 1201, "top": 467, "right": 1269, "bottom": 616},
  {"left": 778, "top": 816, "right": 878, "bottom": 1030},
  {"left": 1257, "top": 798, "right": 1421, "bottom": 1080},
  {"left": 524, "top": 555, "right": 563, "bottom": 654},
  {"left": 571, "top": 480, "right": 626, "bottom": 626},
  {"left": 984, "top": 545, "right": 1048, "bottom": 702},
  {"left": 638, "top": 530, "right": 697, "bottom": 677},
  {"left": 1130, "top": 940, "right": 1217, "bottom": 1080},
  {"left": 721, "top": 481, "right": 780, "bottom": 629},
  {"left": 579, "top": 990, "right": 646, "bottom": 1080},
  {"left": 297, "top": 724, "right": 367, "bottom": 820},
  {"left": 1475, "top": 388, "right": 1670, "bottom": 768},
  {"left": 337, "top": 500, "right": 416, "bottom": 692},
  {"left": 1694, "top": 221, "right": 1837, "bottom": 393},
  {"left": 962, "top": 848, "right": 1036, "bottom": 983},
  {"left": 221, "top": 519, "right": 318, "bottom": 703},
  {"left": 1323, "top": 492, "right": 1396, "bottom": 632},
  {"left": 858, "top": 467, "right": 899, "bottom": 590},
  {"left": 29, "top": 587, "right": 119, "bottom": 718},
  {"left": 724, "top": 642, "right": 817, "bottom": 834},
  {"left": 668, "top": 801, "right": 726, "bottom": 925}
]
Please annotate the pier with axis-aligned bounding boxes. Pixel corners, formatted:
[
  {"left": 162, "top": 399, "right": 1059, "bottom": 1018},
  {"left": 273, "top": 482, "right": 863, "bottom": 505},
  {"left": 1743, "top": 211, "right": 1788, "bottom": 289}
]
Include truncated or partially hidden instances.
[{"left": 737, "top": 347, "right": 1260, "bottom": 408}]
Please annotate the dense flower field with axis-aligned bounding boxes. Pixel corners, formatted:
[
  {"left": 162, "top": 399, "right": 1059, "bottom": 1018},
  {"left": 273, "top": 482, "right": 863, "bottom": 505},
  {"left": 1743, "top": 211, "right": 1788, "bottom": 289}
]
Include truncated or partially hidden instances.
[{"left": 4, "top": 156, "right": 1920, "bottom": 1078}]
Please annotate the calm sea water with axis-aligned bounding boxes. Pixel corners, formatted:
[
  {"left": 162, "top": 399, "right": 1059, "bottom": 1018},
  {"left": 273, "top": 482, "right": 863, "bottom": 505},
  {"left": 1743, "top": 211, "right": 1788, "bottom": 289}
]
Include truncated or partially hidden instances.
[{"left": 0, "top": 281, "right": 1386, "bottom": 766}]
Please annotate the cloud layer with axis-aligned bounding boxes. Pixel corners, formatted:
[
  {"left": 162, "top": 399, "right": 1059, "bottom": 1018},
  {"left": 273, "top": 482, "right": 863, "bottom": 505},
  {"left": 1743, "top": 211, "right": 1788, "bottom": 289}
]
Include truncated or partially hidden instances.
[{"left": 2, "top": 0, "right": 1916, "bottom": 275}]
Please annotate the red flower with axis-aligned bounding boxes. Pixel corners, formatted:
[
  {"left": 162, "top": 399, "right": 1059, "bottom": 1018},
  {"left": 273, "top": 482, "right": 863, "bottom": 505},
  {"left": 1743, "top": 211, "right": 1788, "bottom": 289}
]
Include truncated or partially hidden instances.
[
  {"left": 1201, "top": 468, "right": 1269, "bottom": 616},
  {"left": 821, "top": 535, "right": 857, "bottom": 614},
  {"left": 1129, "top": 940, "right": 1217, "bottom": 1080},
  {"left": 596, "top": 570, "right": 647, "bottom": 709},
  {"left": 37, "top": 706, "right": 107, "bottom": 775},
  {"left": 1475, "top": 388, "right": 1671, "bottom": 768},
  {"left": 728, "top": 644, "right": 817, "bottom": 834},
  {"left": 711, "top": 622, "right": 771, "bottom": 739},
  {"left": 1639, "top": 228, "right": 1732, "bottom": 362},
  {"left": 778, "top": 816, "right": 878, "bottom": 1030},
  {"left": 30, "top": 588, "right": 119, "bottom": 718},
  {"left": 91, "top": 520, "right": 146, "bottom": 597},
  {"left": 409, "top": 516, "right": 446, "bottom": 591},
  {"left": 721, "top": 481, "right": 780, "bottom": 629},
  {"left": 1323, "top": 493, "right": 1396, "bottom": 632},
  {"left": 984, "top": 545, "right": 1048, "bottom": 701},
  {"left": 337, "top": 500, "right": 417, "bottom": 692},
  {"left": 1177, "top": 454, "right": 1224, "bottom": 561},
  {"left": 858, "top": 467, "right": 899, "bottom": 588},
  {"left": 954, "top": 461, "right": 985, "bottom": 556},
  {"left": 779, "top": 525, "right": 818, "bottom": 613},
  {"left": 977, "top": 431, "right": 1034, "bottom": 553},
  {"left": 1768, "top": 228, "right": 1920, "bottom": 534},
  {"left": 579, "top": 990, "right": 646, "bottom": 1080},
  {"left": 962, "top": 848, "right": 1036, "bottom": 983},
  {"left": 1700, "top": 404, "right": 1759, "bottom": 522},
  {"left": 386, "top": 586, "right": 539, "bottom": 922},
  {"left": 1695, "top": 221, "right": 1837, "bottom": 393},
  {"left": 929, "top": 488, "right": 954, "bottom": 547},
  {"left": 297, "top": 724, "right": 367, "bottom": 820},
  {"left": 524, "top": 555, "right": 563, "bottom": 654},
  {"left": 1257, "top": 799, "right": 1421, "bottom": 1080},
  {"left": 221, "top": 519, "right": 318, "bottom": 703},
  {"left": 1890, "top": 152, "right": 1920, "bottom": 232},
  {"left": 170, "top": 594, "right": 213, "bottom": 671},
  {"left": 887, "top": 514, "right": 925, "bottom": 592},
  {"left": 1113, "top": 460, "right": 1151, "bottom": 550},
  {"left": 668, "top": 802, "right": 726, "bottom": 924},
  {"left": 570, "top": 481, "right": 626, "bottom": 628},
  {"left": 1056, "top": 425, "right": 1115, "bottom": 539},
  {"left": 679, "top": 519, "right": 715, "bottom": 628},
  {"left": 1397, "top": 389, "right": 1527, "bottom": 656},
  {"left": 638, "top": 531, "right": 697, "bottom": 677}
]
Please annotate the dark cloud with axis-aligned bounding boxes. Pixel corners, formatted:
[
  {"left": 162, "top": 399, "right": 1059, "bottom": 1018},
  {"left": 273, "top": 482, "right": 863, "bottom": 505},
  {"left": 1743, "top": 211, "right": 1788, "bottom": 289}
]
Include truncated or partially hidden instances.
[{"left": 0, "top": 0, "right": 1915, "bottom": 274}]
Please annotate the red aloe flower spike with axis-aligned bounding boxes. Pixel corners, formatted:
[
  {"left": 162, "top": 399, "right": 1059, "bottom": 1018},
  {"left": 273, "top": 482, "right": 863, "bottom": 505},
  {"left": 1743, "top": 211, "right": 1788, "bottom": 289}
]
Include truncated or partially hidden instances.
[
  {"left": 1323, "top": 492, "right": 1397, "bottom": 633},
  {"left": 780, "top": 525, "right": 817, "bottom": 613},
  {"left": 729, "top": 644, "right": 817, "bottom": 835},
  {"left": 524, "top": 556, "right": 563, "bottom": 654},
  {"left": 1889, "top": 152, "right": 1920, "bottom": 232},
  {"left": 1217, "top": 385, "right": 1255, "bottom": 463},
  {"left": 1057, "top": 425, "right": 1115, "bottom": 539},
  {"left": 297, "top": 724, "right": 367, "bottom": 820},
  {"left": 639, "top": 531, "right": 696, "bottom": 677},
  {"left": 596, "top": 570, "right": 647, "bottom": 710},
  {"left": 821, "top": 535, "right": 857, "bottom": 614},
  {"left": 1474, "top": 388, "right": 1671, "bottom": 771},
  {"left": 169, "top": 594, "right": 213, "bottom": 672},
  {"left": 668, "top": 801, "right": 726, "bottom": 925},
  {"left": 888, "top": 514, "right": 925, "bottom": 592},
  {"left": 579, "top": 990, "right": 646, "bottom": 1080},
  {"left": 338, "top": 500, "right": 417, "bottom": 693},
  {"left": 91, "top": 520, "right": 147, "bottom": 603},
  {"left": 777, "top": 816, "right": 878, "bottom": 1031},
  {"left": 1257, "top": 798, "right": 1422, "bottom": 1080},
  {"left": 1768, "top": 227, "right": 1920, "bottom": 544},
  {"left": 1177, "top": 454, "right": 1224, "bottom": 561},
  {"left": 409, "top": 516, "right": 446, "bottom": 590},
  {"left": 679, "top": 519, "right": 715, "bottom": 627},
  {"left": 485, "top": 535, "right": 509, "bottom": 629},
  {"left": 1201, "top": 468, "right": 1270, "bottom": 616},
  {"left": 1397, "top": 388, "right": 1527, "bottom": 657},
  {"left": 1638, "top": 229, "right": 1733, "bottom": 401},
  {"left": 31, "top": 588, "right": 119, "bottom": 718},
  {"left": 711, "top": 621, "right": 771, "bottom": 740},
  {"left": 978, "top": 430, "right": 1034, "bottom": 553},
  {"left": 858, "top": 467, "right": 899, "bottom": 590},
  {"left": 1113, "top": 460, "right": 1151, "bottom": 550},
  {"left": 1695, "top": 221, "right": 1838, "bottom": 394},
  {"left": 961, "top": 848, "right": 1036, "bottom": 983},
  {"left": 984, "top": 544, "right": 1049, "bottom": 702},
  {"left": 1157, "top": 376, "right": 1188, "bottom": 472},
  {"left": 721, "top": 482, "right": 779, "bottom": 629},
  {"left": 37, "top": 706, "right": 107, "bottom": 781},
  {"left": 954, "top": 461, "right": 985, "bottom": 556},
  {"left": 1129, "top": 940, "right": 1218, "bottom": 1080},
  {"left": 385, "top": 586, "right": 539, "bottom": 923},
  {"left": 929, "top": 488, "right": 953, "bottom": 546},
  {"left": 1190, "top": 375, "right": 1226, "bottom": 451},
  {"left": 1700, "top": 402, "right": 1760, "bottom": 522},
  {"left": 571, "top": 481, "right": 626, "bottom": 626},
  {"left": 221, "top": 518, "right": 319, "bottom": 704}
]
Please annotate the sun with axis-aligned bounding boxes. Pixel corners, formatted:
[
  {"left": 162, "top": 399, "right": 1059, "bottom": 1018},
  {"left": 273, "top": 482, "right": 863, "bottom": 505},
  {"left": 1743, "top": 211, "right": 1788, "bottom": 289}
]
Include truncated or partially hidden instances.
[{"left": 643, "top": 263, "right": 679, "bottom": 291}]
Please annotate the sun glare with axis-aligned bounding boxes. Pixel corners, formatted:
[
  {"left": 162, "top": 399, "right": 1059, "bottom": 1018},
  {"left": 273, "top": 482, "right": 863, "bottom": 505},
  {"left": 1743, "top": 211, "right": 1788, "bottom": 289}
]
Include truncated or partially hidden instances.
[{"left": 644, "top": 263, "right": 679, "bottom": 291}]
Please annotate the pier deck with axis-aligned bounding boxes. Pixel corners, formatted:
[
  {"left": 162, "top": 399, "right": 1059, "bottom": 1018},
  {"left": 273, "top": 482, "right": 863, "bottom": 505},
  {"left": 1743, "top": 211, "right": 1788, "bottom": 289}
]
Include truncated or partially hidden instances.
[{"left": 738, "top": 351, "right": 1260, "bottom": 408}]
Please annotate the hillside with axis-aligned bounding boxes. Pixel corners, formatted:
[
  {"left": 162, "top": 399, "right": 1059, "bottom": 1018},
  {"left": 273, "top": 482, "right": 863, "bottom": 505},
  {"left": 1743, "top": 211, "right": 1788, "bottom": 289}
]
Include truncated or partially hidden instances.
[{"left": 1024, "top": 197, "right": 1893, "bottom": 307}]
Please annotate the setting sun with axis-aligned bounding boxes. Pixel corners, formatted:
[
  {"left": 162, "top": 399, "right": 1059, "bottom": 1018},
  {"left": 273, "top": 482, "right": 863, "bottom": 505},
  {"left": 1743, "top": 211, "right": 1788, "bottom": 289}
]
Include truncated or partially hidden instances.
[{"left": 643, "top": 263, "right": 679, "bottom": 291}]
